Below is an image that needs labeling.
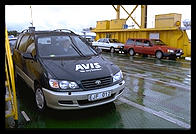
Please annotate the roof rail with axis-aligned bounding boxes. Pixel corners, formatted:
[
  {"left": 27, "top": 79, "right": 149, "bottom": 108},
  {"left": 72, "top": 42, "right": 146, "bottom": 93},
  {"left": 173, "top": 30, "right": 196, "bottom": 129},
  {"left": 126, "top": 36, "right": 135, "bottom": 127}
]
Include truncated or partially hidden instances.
[
  {"left": 53, "top": 29, "right": 75, "bottom": 34},
  {"left": 21, "top": 27, "right": 35, "bottom": 33},
  {"left": 21, "top": 29, "right": 29, "bottom": 33}
]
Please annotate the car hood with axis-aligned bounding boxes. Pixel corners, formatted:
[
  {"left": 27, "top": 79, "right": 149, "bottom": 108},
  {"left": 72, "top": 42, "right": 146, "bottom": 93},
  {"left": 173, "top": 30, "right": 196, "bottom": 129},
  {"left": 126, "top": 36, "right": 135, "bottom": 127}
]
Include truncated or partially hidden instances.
[
  {"left": 41, "top": 55, "right": 120, "bottom": 81},
  {"left": 155, "top": 45, "right": 179, "bottom": 50}
]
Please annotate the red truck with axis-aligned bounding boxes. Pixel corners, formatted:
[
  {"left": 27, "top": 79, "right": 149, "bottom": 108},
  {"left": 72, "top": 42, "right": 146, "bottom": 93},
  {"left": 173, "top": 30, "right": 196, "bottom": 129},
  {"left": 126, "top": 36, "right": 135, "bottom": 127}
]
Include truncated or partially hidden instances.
[{"left": 123, "top": 38, "right": 184, "bottom": 59}]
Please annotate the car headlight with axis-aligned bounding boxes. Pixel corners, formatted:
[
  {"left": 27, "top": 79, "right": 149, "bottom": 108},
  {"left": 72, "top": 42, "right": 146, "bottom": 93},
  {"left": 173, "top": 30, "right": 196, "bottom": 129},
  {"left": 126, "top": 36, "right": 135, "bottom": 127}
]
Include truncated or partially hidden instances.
[
  {"left": 113, "top": 70, "right": 123, "bottom": 83},
  {"left": 167, "top": 49, "right": 174, "bottom": 53},
  {"left": 49, "top": 79, "right": 59, "bottom": 88},
  {"left": 49, "top": 79, "right": 79, "bottom": 90}
]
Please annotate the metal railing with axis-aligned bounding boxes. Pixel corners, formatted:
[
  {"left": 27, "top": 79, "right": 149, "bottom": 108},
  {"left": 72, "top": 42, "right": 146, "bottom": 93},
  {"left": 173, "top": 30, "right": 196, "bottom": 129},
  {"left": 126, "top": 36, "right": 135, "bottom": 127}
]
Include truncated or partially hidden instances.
[{"left": 5, "top": 28, "right": 18, "bottom": 127}]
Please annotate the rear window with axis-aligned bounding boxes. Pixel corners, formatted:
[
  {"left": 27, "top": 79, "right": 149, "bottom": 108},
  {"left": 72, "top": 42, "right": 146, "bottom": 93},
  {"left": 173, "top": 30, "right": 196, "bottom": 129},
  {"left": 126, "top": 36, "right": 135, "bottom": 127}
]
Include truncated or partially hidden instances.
[
  {"left": 151, "top": 39, "right": 165, "bottom": 45},
  {"left": 126, "top": 39, "right": 134, "bottom": 44}
]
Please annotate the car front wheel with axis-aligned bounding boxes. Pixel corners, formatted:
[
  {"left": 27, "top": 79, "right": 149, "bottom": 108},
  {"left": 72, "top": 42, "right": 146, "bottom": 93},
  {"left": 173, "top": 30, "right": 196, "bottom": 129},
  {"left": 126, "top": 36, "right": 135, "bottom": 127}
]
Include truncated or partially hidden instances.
[
  {"left": 155, "top": 51, "right": 163, "bottom": 59},
  {"left": 129, "top": 48, "right": 135, "bottom": 56},
  {"left": 110, "top": 47, "right": 115, "bottom": 53},
  {"left": 35, "top": 87, "right": 46, "bottom": 111}
]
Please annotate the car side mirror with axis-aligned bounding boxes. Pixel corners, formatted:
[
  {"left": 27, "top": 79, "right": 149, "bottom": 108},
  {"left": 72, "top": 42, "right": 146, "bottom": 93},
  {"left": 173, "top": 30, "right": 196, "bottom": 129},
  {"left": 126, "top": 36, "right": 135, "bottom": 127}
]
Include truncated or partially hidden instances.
[{"left": 22, "top": 53, "right": 34, "bottom": 60}]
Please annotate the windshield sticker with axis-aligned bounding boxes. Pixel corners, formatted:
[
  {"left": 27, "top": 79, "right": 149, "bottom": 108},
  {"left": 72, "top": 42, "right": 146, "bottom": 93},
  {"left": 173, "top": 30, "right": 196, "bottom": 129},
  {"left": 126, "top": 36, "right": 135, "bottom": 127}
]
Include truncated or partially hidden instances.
[
  {"left": 38, "top": 37, "right": 51, "bottom": 44},
  {"left": 75, "top": 63, "right": 102, "bottom": 73}
]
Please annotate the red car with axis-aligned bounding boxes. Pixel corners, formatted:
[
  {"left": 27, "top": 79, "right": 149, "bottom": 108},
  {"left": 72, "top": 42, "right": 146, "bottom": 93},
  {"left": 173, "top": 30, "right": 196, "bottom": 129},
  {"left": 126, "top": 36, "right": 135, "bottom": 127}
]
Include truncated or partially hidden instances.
[{"left": 123, "top": 38, "right": 184, "bottom": 59}]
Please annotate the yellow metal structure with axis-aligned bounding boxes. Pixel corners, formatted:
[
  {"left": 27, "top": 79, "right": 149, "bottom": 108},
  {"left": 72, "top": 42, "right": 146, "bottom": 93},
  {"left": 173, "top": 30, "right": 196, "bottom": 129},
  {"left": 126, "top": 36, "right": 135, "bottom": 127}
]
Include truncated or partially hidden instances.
[
  {"left": 92, "top": 5, "right": 191, "bottom": 57},
  {"left": 110, "top": 19, "right": 126, "bottom": 29},
  {"left": 155, "top": 13, "right": 181, "bottom": 28},
  {"left": 112, "top": 5, "right": 120, "bottom": 19},
  {"left": 141, "top": 5, "right": 147, "bottom": 28},
  {"left": 96, "top": 20, "right": 110, "bottom": 30},
  {"left": 92, "top": 27, "right": 191, "bottom": 57},
  {"left": 5, "top": 28, "right": 18, "bottom": 126},
  {"left": 120, "top": 5, "right": 140, "bottom": 28}
]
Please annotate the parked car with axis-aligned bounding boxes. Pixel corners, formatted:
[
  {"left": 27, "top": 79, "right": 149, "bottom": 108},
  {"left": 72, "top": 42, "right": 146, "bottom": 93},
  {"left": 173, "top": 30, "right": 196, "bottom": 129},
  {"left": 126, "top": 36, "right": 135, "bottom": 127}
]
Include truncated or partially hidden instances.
[
  {"left": 13, "top": 28, "right": 125, "bottom": 111},
  {"left": 123, "top": 38, "right": 184, "bottom": 59},
  {"left": 9, "top": 37, "right": 17, "bottom": 54},
  {"left": 92, "top": 38, "right": 124, "bottom": 53}
]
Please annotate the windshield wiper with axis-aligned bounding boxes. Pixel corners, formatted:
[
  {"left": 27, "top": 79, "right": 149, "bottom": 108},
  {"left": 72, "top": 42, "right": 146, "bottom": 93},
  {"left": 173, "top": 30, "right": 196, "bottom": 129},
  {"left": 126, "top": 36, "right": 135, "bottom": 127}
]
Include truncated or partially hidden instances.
[{"left": 69, "top": 36, "right": 86, "bottom": 57}]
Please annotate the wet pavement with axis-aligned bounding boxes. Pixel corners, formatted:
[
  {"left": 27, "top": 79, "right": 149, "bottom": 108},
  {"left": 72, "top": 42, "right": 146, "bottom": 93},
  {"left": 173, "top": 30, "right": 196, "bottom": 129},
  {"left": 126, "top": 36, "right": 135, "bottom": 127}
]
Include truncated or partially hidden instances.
[{"left": 14, "top": 52, "right": 191, "bottom": 129}]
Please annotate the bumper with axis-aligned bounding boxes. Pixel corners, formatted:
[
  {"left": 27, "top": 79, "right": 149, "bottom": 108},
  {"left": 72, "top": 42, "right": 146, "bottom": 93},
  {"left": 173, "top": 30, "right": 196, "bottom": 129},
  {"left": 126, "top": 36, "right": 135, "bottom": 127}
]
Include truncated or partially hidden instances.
[
  {"left": 42, "top": 80, "right": 125, "bottom": 110},
  {"left": 163, "top": 52, "right": 184, "bottom": 57}
]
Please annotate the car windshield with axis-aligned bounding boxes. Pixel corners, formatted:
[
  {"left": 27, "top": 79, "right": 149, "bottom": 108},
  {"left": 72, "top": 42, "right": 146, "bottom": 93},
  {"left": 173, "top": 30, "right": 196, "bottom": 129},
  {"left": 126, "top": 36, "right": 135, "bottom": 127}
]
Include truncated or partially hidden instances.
[
  {"left": 151, "top": 39, "right": 165, "bottom": 45},
  {"left": 37, "top": 35, "right": 97, "bottom": 58},
  {"left": 109, "top": 39, "right": 120, "bottom": 43}
]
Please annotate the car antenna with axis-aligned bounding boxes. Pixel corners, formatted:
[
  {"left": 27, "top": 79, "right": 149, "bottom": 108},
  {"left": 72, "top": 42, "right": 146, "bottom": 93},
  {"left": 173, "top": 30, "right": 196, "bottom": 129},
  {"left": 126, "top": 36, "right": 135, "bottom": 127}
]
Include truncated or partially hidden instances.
[{"left": 30, "top": 5, "right": 34, "bottom": 27}]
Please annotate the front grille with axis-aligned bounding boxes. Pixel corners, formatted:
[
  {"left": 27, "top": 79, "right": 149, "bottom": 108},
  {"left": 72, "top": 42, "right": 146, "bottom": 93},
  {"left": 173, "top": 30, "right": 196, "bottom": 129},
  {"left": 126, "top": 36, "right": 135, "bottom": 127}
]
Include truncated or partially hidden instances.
[{"left": 81, "top": 76, "right": 112, "bottom": 90}]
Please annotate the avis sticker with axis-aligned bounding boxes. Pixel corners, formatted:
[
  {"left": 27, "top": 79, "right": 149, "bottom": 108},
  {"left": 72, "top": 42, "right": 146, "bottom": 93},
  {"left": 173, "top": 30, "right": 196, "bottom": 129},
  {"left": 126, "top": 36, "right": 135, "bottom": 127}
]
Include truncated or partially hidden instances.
[{"left": 75, "top": 63, "right": 102, "bottom": 73}]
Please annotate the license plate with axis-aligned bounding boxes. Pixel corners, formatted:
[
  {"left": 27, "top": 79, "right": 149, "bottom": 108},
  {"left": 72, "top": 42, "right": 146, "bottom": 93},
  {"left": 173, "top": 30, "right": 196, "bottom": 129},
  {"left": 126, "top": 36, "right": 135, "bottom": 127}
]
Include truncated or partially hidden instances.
[
  {"left": 88, "top": 91, "right": 111, "bottom": 101},
  {"left": 176, "top": 53, "right": 181, "bottom": 56}
]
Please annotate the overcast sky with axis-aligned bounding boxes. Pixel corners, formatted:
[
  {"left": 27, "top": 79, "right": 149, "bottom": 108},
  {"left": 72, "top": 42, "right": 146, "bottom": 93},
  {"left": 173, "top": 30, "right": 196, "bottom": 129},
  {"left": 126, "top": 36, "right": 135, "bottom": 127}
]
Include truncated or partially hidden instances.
[{"left": 5, "top": 5, "right": 191, "bottom": 35}]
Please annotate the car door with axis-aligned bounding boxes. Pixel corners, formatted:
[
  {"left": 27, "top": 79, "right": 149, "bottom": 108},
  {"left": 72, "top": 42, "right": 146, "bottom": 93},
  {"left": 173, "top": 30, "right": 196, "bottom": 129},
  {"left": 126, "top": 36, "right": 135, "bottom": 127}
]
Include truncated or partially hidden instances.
[
  {"left": 13, "top": 34, "right": 30, "bottom": 72},
  {"left": 97, "top": 38, "right": 104, "bottom": 49},
  {"left": 141, "top": 40, "right": 154, "bottom": 55},
  {"left": 24, "top": 35, "right": 43, "bottom": 91},
  {"left": 134, "top": 39, "right": 144, "bottom": 53},
  {"left": 103, "top": 38, "right": 110, "bottom": 50}
]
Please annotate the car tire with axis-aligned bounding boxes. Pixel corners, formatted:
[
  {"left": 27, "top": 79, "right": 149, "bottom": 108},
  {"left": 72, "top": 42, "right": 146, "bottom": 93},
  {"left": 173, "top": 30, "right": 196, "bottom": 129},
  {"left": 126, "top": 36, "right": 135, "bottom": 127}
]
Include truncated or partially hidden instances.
[
  {"left": 35, "top": 86, "right": 46, "bottom": 112},
  {"left": 155, "top": 51, "right": 163, "bottom": 59},
  {"left": 129, "top": 48, "right": 135, "bottom": 56},
  {"left": 110, "top": 47, "right": 115, "bottom": 53}
]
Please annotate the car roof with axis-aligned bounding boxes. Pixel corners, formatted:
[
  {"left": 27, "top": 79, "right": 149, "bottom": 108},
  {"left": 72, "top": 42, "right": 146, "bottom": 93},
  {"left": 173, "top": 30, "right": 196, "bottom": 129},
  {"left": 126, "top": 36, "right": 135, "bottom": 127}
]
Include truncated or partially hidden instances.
[
  {"left": 20, "top": 29, "right": 78, "bottom": 36},
  {"left": 128, "top": 38, "right": 150, "bottom": 40}
]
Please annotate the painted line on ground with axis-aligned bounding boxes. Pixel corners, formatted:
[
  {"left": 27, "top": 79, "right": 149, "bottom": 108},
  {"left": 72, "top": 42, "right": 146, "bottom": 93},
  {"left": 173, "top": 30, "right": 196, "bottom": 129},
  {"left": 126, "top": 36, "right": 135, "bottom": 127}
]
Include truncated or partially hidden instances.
[
  {"left": 118, "top": 97, "right": 190, "bottom": 129},
  {"left": 21, "top": 111, "right": 30, "bottom": 122}
]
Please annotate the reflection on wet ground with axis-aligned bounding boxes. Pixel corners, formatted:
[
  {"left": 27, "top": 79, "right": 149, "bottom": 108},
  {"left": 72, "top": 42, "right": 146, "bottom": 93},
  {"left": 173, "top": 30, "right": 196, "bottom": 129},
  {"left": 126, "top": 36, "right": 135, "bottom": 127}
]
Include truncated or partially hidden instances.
[
  {"left": 104, "top": 52, "right": 191, "bottom": 126},
  {"left": 15, "top": 52, "right": 191, "bottom": 128}
]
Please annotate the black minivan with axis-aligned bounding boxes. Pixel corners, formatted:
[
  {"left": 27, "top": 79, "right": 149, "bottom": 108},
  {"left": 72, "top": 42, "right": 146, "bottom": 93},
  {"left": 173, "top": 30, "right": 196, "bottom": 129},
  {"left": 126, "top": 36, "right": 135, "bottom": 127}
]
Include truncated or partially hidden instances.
[{"left": 13, "top": 27, "right": 125, "bottom": 111}]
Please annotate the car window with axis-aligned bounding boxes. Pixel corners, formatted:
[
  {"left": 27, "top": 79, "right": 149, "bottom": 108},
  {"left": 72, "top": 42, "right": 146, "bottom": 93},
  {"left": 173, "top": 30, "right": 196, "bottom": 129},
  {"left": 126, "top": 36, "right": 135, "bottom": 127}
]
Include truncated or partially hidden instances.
[
  {"left": 37, "top": 36, "right": 80, "bottom": 57},
  {"left": 18, "top": 35, "right": 30, "bottom": 52},
  {"left": 126, "top": 39, "right": 134, "bottom": 44},
  {"left": 71, "top": 36, "right": 97, "bottom": 56},
  {"left": 98, "top": 38, "right": 103, "bottom": 42},
  {"left": 37, "top": 35, "right": 97, "bottom": 58},
  {"left": 109, "top": 39, "right": 120, "bottom": 43},
  {"left": 143, "top": 40, "right": 150, "bottom": 46},
  {"left": 135, "top": 40, "right": 143, "bottom": 46},
  {"left": 151, "top": 39, "right": 165, "bottom": 45},
  {"left": 15, "top": 34, "right": 24, "bottom": 49},
  {"left": 103, "top": 38, "right": 108, "bottom": 43},
  {"left": 26, "top": 42, "right": 36, "bottom": 57}
]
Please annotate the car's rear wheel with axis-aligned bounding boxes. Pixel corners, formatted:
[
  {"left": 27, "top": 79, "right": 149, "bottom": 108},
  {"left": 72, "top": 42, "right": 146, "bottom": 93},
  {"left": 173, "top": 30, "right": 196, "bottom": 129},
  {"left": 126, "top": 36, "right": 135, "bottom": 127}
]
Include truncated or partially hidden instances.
[
  {"left": 155, "top": 51, "right": 163, "bottom": 59},
  {"left": 110, "top": 47, "right": 115, "bottom": 53},
  {"left": 35, "top": 86, "right": 46, "bottom": 112},
  {"left": 129, "top": 48, "right": 135, "bottom": 56}
]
